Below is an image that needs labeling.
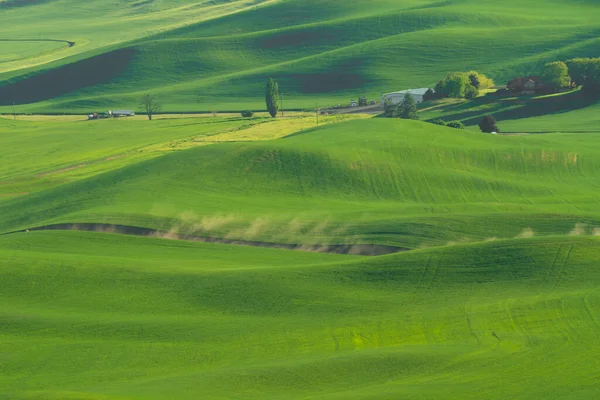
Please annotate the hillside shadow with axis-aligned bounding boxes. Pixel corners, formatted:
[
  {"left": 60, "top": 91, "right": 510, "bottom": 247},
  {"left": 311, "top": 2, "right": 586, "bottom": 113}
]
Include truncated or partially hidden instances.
[
  {"left": 428, "top": 91, "right": 599, "bottom": 126},
  {"left": 0, "top": 48, "right": 135, "bottom": 105},
  {"left": 287, "top": 59, "right": 369, "bottom": 94}
]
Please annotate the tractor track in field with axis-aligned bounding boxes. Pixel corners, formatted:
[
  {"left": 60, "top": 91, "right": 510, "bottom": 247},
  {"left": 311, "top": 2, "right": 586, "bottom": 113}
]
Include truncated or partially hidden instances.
[
  {"left": 4, "top": 223, "right": 406, "bottom": 256},
  {"left": 0, "top": 39, "right": 75, "bottom": 47}
]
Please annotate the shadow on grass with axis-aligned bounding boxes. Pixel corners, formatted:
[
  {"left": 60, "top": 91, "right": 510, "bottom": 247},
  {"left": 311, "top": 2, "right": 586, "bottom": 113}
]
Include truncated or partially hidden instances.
[
  {"left": 0, "top": 48, "right": 135, "bottom": 105},
  {"left": 426, "top": 90, "right": 599, "bottom": 126}
]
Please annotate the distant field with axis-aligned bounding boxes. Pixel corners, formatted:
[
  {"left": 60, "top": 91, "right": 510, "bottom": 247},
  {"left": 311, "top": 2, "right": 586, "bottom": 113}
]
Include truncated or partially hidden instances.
[
  {"left": 1, "top": 0, "right": 599, "bottom": 112},
  {"left": 0, "top": 40, "right": 68, "bottom": 63}
]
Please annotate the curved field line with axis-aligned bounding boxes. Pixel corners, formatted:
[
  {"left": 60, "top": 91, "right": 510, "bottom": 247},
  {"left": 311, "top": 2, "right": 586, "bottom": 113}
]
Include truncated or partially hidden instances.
[
  {"left": 583, "top": 289, "right": 600, "bottom": 333},
  {"left": 538, "top": 245, "right": 563, "bottom": 294},
  {"left": 0, "top": 39, "right": 75, "bottom": 47},
  {"left": 550, "top": 245, "right": 573, "bottom": 291},
  {"left": 417, "top": 255, "right": 433, "bottom": 288}
]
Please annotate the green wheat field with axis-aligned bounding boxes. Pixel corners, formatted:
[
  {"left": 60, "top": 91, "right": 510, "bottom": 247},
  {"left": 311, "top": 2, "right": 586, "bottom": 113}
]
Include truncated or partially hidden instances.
[{"left": 1, "top": 0, "right": 600, "bottom": 399}]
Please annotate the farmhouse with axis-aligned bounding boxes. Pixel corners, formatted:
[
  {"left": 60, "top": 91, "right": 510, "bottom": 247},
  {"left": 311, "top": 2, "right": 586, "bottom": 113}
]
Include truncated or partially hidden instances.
[
  {"left": 382, "top": 88, "right": 432, "bottom": 105},
  {"left": 507, "top": 76, "right": 545, "bottom": 95}
]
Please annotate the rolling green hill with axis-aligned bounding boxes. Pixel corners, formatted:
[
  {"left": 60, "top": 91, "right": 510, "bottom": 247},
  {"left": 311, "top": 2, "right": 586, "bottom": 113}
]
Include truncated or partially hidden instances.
[
  {"left": 3, "top": 115, "right": 600, "bottom": 398},
  {"left": 3, "top": 1, "right": 600, "bottom": 398},
  {"left": 2, "top": 230, "right": 600, "bottom": 399},
  {"left": 2, "top": 118, "right": 600, "bottom": 248},
  {"left": 1, "top": 0, "right": 599, "bottom": 112}
]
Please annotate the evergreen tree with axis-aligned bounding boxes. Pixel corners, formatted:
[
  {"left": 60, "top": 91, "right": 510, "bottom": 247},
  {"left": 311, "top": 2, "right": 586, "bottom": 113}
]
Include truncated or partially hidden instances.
[
  {"left": 265, "top": 78, "right": 280, "bottom": 118},
  {"left": 469, "top": 73, "right": 481, "bottom": 89},
  {"left": 394, "top": 93, "right": 419, "bottom": 120}
]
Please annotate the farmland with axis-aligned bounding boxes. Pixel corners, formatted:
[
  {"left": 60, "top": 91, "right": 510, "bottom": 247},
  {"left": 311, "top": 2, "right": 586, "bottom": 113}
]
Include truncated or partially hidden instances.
[
  {"left": 2, "top": 0, "right": 600, "bottom": 398},
  {"left": 1, "top": 0, "right": 600, "bottom": 112},
  {"left": 2, "top": 115, "right": 600, "bottom": 398}
]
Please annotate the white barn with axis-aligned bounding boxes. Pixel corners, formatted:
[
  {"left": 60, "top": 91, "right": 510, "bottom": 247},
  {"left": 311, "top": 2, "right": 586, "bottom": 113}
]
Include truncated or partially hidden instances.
[{"left": 382, "top": 88, "right": 432, "bottom": 105}]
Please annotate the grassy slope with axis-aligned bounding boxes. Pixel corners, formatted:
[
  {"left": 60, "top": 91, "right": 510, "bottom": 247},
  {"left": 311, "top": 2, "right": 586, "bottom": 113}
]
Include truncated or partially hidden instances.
[
  {"left": 0, "top": 113, "right": 362, "bottom": 196},
  {"left": 1, "top": 0, "right": 599, "bottom": 112},
  {"left": 1, "top": 230, "right": 600, "bottom": 399},
  {"left": 419, "top": 90, "right": 600, "bottom": 132},
  {"left": 2, "top": 118, "right": 600, "bottom": 248},
  {"left": 0, "top": 116, "right": 250, "bottom": 195},
  {"left": 0, "top": 0, "right": 275, "bottom": 74},
  {"left": 3, "top": 117, "right": 600, "bottom": 398}
]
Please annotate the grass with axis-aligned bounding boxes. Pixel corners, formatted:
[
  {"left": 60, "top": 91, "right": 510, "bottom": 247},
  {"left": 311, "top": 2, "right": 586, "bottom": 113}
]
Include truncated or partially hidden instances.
[
  {"left": 2, "top": 117, "right": 600, "bottom": 247},
  {"left": 4, "top": 1, "right": 600, "bottom": 397},
  {"left": 419, "top": 90, "right": 600, "bottom": 133},
  {"left": 1, "top": 0, "right": 599, "bottom": 112},
  {"left": 2, "top": 230, "right": 600, "bottom": 399},
  {"left": 2, "top": 116, "right": 600, "bottom": 398},
  {"left": 0, "top": 113, "right": 366, "bottom": 196}
]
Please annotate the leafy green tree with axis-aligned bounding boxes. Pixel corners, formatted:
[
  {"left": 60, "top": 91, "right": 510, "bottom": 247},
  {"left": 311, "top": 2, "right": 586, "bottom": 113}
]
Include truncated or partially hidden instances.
[
  {"left": 394, "top": 93, "right": 418, "bottom": 120},
  {"left": 566, "top": 58, "right": 600, "bottom": 96},
  {"left": 464, "top": 84, "right": 479, "bottom": 100},
  {"left": 435, "top": 72, "right": 471, "bottom": 98},
  {"left": 540, "top": 61, "right": 571, "bottom": 92},
  {"left": 479, "top": 115, "right": 499, "bottom": 133},
  {"left": 431, "top": 119, "right": 447, "bottom": 126},
  {"left": 265, "top": 78, "right": 280, "bottom": 118},
  {"left": 435, "top": 71, "right": 494, "bottom": 99},
  {"left": 241, "top": 110, "right": 254, "bottom": 117},
  {"left": 446, "top": 120, "right": 465, "bottom": 129},
  {"left": 358, "top": 96, "right": 368, "bottom": 106}
]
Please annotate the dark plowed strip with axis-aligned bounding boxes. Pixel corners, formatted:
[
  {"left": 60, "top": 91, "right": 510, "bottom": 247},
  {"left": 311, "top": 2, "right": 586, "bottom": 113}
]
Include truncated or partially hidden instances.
[{"left": 6, "top": 223, "right": 406, "bottom": 256}]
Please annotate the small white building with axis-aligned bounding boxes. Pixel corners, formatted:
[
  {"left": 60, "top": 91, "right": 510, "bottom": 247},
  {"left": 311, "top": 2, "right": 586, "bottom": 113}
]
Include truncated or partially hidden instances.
[
  {"left": 109, "top": 110, "right": 135, "bottom": 117},
  {"left": 382, "top": 88, "right": 432, "bottom": 105}
]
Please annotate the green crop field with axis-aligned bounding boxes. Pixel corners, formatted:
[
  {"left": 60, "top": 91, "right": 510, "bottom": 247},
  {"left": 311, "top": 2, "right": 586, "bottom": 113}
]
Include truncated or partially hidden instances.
[
  {"left": 3, "top": 0, "right": 600, "bottom": 398},
  {"left": 2, "top": 115, "right": 600, "bottom": 398},
  {"left": 1, "top": 0, "right": 599, "bottom": 112}
]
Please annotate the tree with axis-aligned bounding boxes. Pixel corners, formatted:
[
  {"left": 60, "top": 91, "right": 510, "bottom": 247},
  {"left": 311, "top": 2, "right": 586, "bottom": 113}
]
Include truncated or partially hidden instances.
[
  {"left": 394, "top": 93, "right": 418, "bottom": 120},
  {"left": 464, "top": 84, "right": 479, "bottom": 100},
  {"left": 567, "top": 58, "right": 600, "bottom": 96},
  {"left": 241, "top": 110, "right": 254, "bottom": 117},
  {"left": 445, "top": 120, "right": 465, "bottom": 129},
  {"left": 435, "top": 71, "right": 495, "bottom": 99},
  {"left": 466, "top": 71, "right": 494, "bottom": 89},
  {"left": 469, "top": 73, "right": 481, "bottom": 89},
  {"left": 431, "top": 119, "right": 447, "bottom": 126},
  {"left": 358, "top": 96, "right": 368, "bottom": 106},
  {"left": 479, "top": 115, "right": 499, "bottom": 133},
  {"left": 265, "top": 78, "right": 280, "bottom": 118},
  {"left": 140, "top": 94, "right": 161, "bottom": 120},
  {"left": 435, "top": 72, "right": 471, "bottom": 98},
  {"left": 540, "top": 61, "right": 571, "bottom": 92}
]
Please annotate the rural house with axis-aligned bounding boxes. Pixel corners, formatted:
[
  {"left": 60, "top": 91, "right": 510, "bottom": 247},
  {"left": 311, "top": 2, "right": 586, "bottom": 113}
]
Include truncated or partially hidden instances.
[
  {"left": 507, "top": 76, "right": 545, "bottom": 95},
  {"left": 382, "top": 88, "right": 432, "bottom": 105}
]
